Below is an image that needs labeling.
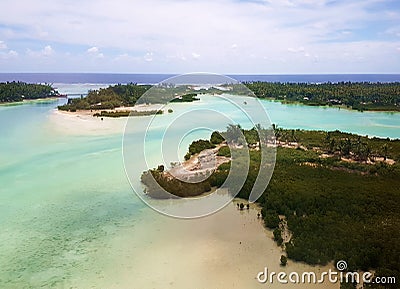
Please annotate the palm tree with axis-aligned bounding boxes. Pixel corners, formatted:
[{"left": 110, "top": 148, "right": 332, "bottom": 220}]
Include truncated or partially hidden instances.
[
  {"left": 226, "top": 124, "right": 243, "bottom": 145},
  {"left": 382, "top": 144, "right": 388, "bottom": 161},
  {"left": 290, "top": 129, "right": 297, "bottom": 142},
  {"left": 339, "top": 138, "right": 352, "bottom": 156}
]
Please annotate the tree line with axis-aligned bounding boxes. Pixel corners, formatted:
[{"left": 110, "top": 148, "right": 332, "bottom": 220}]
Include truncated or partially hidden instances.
[
  {"left": 261, "top": 146, "right": 399, "bottom": 288},
  {"left": 57, "top": 83, "right": 203, "bottom": 112},
  {"left": 58, "top": 83, "right": 151, "bottom": 111},
  {"left": 245, "top": 81, "right": 400, "bottom": 111},
  {"left": 0, "top": 81, "right": 58, "bottom": 103},
  {"left": 4, "top": 80, "right": 400, "bottom": 114}
]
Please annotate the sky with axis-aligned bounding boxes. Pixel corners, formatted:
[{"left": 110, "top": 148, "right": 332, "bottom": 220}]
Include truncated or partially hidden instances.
[{"left": 0, "top": 0, "right": 399, "bottom": 74}]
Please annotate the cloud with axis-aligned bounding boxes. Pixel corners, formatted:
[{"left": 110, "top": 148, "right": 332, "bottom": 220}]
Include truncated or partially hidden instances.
[
  {"left": 26, "top": 45, "right": 54, "bottom": 57},
  {"left": 0, "top": 0, "right": 399, "bottom": 73},
  {"left": 0, "top": 40, "right": 18, "bottom": 59},
  {"left": 0, "top": 41, "right": 7, "bottom": 50},
  {"left": 191, "top": 52, "right": 200, "bottom": 59},
  {"left": 87, "top": 46, "right": 99, "bottom": 54},
  {"left": 114, "top": 53, "right": 129, "bottom": 61},
  {"left": 276, "top": 0, "right": 328, "bottom": 8},
  {"left": 144, "top": 52, "right": 153, "bottom": 62},
  {"left": 42, "top": 45, "right": 54, "bottom": 56},
  {"left": 87, "top": 46, "right": 104, "bottom": 58},
  {"left": 288, "top": 46, "right": 305, "bottom": 53},
  {"left": 0, "top": 49, "right": 18, "bottom": 59},
  {"left": 8, "top": 50, "right": 18, "bottom": 57}
]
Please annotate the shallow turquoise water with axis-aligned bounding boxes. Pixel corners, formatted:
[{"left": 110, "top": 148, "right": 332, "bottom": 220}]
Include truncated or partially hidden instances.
[
  {"left": 0, "top": 100, "right": 145, "bottom": 288},
  {"left": 262, "top": 100, "right": 400, "bottom": 139},
  {"left": 0, "top": 92, "right": 399, "bottom": 288}
]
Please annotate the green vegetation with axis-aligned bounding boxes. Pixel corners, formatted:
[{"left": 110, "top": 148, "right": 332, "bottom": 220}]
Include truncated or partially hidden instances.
[
  {"left": 184, "top": 139, "right": 216, "bottom": 160},
  {"left": 222, "top": 126, "right": 400, "bottom": 283},
  {"left": 93, "top": 110, "right": 163, "bottom": 118},
  {"left": 57, "top": 81, "right": 400, "bottom": 113},
  {"left": 280, "top": 255, "right": 288, "bottom": 266},
  {"left": 58, "top": 83, "right": 150, "bottom": 111},
  {"left": 245, "top": 81, "right": 400, "bottom": 111},
  {"left": 261, "top": 146, "right": 400, "bottom": 287},
  {"left": 262, "top": 146, "right": 399, "bottom": 253},
  {"left": 217, "top": 146, "right": 231, "bottom": 157},
  {"left": 264, "top": 211, "right": 280, "bottom": 229},
  {"left": 249, "top": 128, "right": 398, "bottom": 287},
  {"left": 210, "top": 131, "right": 225, "bottom": 144},
  {"left": 0, "top": 81, "right": 59, "bottom": 103},
  {"left": 170, "top": 93, "right": 200, "bottom": 102},
  {"left": 223, "top": 124, "right": 266, "bottom": 147},
  {"left": 57, "top": 84, "right": 202, "bottom": 112},
  {"left": 140, "top": 169, "right": 212, "bottom": 198},
  {"left": 141, "top": 155, "right": 230, "bottom": 198},
  {"left": 142, "top": 126, "right": 400, "bottom": 286},
  {"left": 273, "top": 228, "right": 284, "bottom": 246},
  {"left": 274, "top": 127, "right": 400, "bottom": 162}
]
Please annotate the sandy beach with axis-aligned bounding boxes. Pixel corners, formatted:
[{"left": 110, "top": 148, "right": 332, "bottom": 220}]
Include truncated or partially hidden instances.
[
  {"left": 49, "top": 109, "right": 127, "bottom": 135},
  {"left": 66, "top": 201, "right": 339, "bottom": 289},
  {"left": 48, "top": 103, "right": 164, "bottom": 136}
]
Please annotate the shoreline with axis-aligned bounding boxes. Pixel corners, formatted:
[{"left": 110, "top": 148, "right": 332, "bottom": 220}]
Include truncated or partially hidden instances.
[
  {"left": 0, "top": 97, "right": 60, "bottom": 106},
  {"left": 49, "top": 109, "right": 127, "bottom": 135},
  {"left": 49, "top": 103, "right": 166, "bottom": 135},
  {"left": 57, "top": 103, "right": 165, "bottom": 117},
  {"left": 260, "top": 97, "right": 400, "bottom": 113},
  {"left": 70, "top": 200, "right": 339, "bottom": 289}
]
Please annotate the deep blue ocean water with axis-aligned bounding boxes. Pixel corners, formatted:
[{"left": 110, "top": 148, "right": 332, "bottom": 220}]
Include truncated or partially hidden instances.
[{"left": 0, "top": 73, "right": 399, "bottom": 84}]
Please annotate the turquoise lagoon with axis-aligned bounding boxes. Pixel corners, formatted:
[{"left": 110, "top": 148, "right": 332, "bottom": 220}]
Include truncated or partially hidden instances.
[{"left": 0, "top": 88, "right": 399, "bottom": 288}]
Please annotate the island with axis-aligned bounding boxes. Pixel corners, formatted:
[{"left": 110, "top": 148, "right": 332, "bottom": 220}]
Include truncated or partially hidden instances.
[
  {"left": 141, "top": 133, "right": 230, "bottom": 198},
  {"left": 245, "top": 81, "right": 400, "bottom": 112},
  {"left": 0, "top": 81, "right": 61, "bottom": 103},
  {"left": 57, "top": 81, "right": 400, "bottom": 117},
  {"left": 1, "top": 80, "right": 393, "bottom": 114},
  {"left": 142, "top": 125, "right": 400, "bottom": 287},
  {"left": 57, "top": 83, "right": 201, "bottom": 117}
]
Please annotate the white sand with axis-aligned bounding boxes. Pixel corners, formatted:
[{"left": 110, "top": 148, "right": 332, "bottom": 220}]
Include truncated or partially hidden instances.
[
  {"left": 69, "top": 202, "right": 339, "bottom": 289},
  {"left": 115, "top": 103, "right": 164, "bottom": 112},
  {"left": 48, "top": 109, "right": 127, "bottom": 136},
  {"left": 48, "top": 103, "right": 161, "bottom": 136},
  {"left": 48, "top": 104, "right": 165, "bottom": 136}
]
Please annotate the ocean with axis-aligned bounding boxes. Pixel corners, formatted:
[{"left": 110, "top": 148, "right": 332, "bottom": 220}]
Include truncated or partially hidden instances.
[{"left": 0, "top": 73, "right": 399, "bottom": 84}]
